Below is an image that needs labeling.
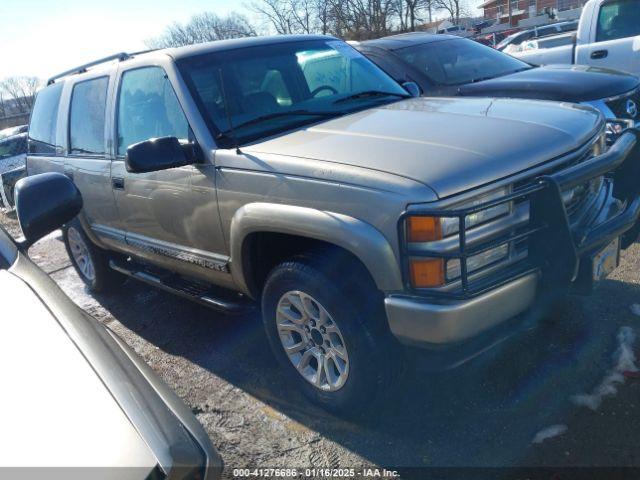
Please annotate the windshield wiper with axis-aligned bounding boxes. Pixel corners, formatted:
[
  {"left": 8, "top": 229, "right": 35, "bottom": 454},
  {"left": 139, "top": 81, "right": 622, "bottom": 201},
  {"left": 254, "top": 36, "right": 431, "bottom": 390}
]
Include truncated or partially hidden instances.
[
  {"left": 219, "top": 109, "right": 338, "bottom": 135},
  {"left": 333, "top": 90, "right": 409, "bottom": 105}
]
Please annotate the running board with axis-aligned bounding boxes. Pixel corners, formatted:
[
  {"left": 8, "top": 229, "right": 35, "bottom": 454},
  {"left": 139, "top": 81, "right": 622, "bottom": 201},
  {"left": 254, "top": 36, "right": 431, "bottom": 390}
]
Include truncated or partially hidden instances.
[{"left": 109, "top": 259, "right": 255, "bottom": 315}]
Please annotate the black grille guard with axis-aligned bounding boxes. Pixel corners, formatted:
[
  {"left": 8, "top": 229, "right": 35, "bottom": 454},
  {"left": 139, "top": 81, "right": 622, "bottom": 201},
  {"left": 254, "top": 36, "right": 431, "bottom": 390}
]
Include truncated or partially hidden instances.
[{"left": 399, "top": 129, "right": 640, "bottom": 300}]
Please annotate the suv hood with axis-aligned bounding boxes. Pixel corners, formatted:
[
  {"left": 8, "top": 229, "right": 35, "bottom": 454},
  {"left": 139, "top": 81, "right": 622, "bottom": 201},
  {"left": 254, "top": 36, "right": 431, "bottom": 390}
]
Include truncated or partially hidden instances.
[
  {"left": 458, "top": 64, "right": 640, "bottom": 103},
  {"left": 243, "top": 97, "right": 602, "bottom": 198}
]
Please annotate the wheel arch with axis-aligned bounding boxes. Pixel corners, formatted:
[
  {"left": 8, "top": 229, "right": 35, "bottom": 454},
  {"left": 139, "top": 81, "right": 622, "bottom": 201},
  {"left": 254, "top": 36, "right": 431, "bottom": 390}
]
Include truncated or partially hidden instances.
[{"left": 229, "top": 203, "right": 403, "bottom": 299}]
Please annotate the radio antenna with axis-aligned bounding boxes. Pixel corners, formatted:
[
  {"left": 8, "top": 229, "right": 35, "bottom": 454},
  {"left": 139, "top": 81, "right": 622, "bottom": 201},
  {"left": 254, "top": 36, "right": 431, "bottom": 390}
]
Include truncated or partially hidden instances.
[{"left": 217, "top": 68, "right": 242, "bottom": 155}]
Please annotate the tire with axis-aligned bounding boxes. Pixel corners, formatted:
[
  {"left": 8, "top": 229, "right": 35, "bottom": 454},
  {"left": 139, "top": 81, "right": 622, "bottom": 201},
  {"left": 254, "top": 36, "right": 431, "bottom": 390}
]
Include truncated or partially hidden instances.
[
  {"left": 261, "top": 252, "right": 400, "bottom": 416},
  {"left": 62, "top": 218, "right": 124, "bottom": 293}
]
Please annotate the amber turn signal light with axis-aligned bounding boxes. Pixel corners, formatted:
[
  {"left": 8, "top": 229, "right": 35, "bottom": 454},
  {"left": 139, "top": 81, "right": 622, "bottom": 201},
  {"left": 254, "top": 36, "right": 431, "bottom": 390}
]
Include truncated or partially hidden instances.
[
  {"left": 409, "top": 258, "right": 445, "bottom": 288},
  {"left": 407, "top": 216, "right": 442, "bottom": 243}
]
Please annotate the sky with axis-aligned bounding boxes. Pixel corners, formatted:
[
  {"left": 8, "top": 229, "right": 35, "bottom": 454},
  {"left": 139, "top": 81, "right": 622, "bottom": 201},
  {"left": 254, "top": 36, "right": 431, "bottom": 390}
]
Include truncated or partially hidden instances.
[
  {"left": 0, "top": 0, "right": 249, "bottom": 80},
  {"left": 0, "top": 0, "right": 483, "bottom": 81}
]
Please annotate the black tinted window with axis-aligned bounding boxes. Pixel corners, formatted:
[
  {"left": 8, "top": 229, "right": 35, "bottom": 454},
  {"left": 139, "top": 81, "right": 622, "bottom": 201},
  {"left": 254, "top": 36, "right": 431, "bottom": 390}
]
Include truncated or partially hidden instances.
[
  {"left": 69, "top": 77, "right": 109, "bottom": 155},
  {"left": 0, "top": 135, "right": 27, "bottom": 159},
  {"left": 117, "top": 67, "right": 189, "bottom": 156},
  {"left": 597, "top": 0, "right": 640, "bottom": 42},
  {"left": 28, "top": 83, "right": 63, "bottom": 155},
  {"left": 396, "top": 38, "right": 530, "bottom": 86}
]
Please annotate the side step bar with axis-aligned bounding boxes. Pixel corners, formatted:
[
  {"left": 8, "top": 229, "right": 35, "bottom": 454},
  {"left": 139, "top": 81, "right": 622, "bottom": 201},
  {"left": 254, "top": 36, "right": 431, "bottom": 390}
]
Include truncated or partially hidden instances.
[{"left": 109, "top": 259, "right": 256, "bottom": 315}]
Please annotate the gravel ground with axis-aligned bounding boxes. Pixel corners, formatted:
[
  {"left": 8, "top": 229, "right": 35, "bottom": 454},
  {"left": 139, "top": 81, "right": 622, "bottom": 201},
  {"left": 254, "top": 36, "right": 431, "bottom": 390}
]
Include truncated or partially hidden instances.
[{"left": 3, "top": 208, "right": 640, "bottom": 477}]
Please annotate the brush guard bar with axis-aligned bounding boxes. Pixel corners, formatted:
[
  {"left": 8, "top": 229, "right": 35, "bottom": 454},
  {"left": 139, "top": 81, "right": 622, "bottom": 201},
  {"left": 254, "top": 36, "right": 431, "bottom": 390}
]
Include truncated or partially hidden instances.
[{"left": 399, "top": 129, "right": 640, "bottom": 301}]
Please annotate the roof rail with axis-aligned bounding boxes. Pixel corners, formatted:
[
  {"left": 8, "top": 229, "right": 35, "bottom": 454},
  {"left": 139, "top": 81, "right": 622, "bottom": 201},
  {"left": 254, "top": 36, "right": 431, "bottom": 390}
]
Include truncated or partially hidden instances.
[{"left": 47, "top": 52, "right": 130, "bottom": 85}]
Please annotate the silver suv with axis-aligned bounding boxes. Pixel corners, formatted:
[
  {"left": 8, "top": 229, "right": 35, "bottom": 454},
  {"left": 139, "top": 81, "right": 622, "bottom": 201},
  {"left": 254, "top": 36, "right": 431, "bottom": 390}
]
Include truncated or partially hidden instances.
[{"left": 27, "top": 35, "right": 640, "bottom": 414}]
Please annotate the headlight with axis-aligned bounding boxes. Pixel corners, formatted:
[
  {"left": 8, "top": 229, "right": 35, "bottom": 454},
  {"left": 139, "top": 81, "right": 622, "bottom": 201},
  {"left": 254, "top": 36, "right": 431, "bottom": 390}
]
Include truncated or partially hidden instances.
[
  {"left": 446, "top": 243, "right": 510, "bottom": 281},
  {"left": 441, "top": 187, "right": 511, "bottom": 236},
  {"left": 406, "top": 187, "right": 511, "bottom": 243},
  {"left": 405, "top": 187, "right": 513, "bottom": 288}
]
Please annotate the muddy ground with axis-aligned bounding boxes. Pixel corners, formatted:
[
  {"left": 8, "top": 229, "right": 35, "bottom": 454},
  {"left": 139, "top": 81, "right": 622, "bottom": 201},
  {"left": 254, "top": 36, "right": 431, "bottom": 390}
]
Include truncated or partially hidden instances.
[{"left": 3, "top": 209, "right": 640, "bottom": 478}]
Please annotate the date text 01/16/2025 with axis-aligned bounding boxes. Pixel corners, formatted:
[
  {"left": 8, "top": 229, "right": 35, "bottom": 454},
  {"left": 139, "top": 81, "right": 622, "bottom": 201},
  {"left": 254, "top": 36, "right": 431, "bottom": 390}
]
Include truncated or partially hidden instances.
[{"left": 232, "top": 468, "right": 400, "bottom": 478}]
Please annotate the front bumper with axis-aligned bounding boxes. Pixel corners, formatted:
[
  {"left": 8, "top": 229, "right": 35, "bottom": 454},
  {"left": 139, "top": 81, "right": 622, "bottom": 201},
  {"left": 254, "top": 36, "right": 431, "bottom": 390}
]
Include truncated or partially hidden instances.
[
  {"left": 388, "top": 129, "right": 640, "bottom": 348},
  {"left": 385, "top": 272, "right": 538, "bottom": 346}
]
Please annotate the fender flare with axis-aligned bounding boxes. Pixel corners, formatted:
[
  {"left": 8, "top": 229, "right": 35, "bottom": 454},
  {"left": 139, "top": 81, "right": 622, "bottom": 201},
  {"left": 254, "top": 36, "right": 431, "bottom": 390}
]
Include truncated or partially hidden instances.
[{"left": 229, "top": 203, "right": 403, "bottom": 296}]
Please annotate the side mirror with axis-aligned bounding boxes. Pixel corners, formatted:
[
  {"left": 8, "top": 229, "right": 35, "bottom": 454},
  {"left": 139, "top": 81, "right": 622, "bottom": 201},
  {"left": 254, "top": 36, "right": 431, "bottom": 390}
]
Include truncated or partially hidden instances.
[
  {"left": 14, "top": 172, "right": 82, "bottom": 248},
  {"left": 402, "top": 81, "right": 421, "bottom": 97},
  {"left": 125, "top": 136, "right": 193, "bottom": 174}
]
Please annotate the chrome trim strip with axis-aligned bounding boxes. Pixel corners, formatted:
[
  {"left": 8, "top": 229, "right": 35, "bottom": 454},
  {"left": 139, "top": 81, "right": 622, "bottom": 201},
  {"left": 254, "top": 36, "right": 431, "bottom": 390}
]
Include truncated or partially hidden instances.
[
  {"left": 125, "top": 232, "right": 230, "bottom": 273},
  {"left": 91, "top": 224, "right": 126, "bottom": 243}
]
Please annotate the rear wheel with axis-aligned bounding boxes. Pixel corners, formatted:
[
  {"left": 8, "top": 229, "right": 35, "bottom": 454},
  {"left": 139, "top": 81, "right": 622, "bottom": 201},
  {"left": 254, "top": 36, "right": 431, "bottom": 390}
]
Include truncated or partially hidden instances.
[
  {"left": 63, "top": 219, "right": 124, "bottom": 293},
  {"left": 261, "top": 253, "right": 400, "bottom": 416}
]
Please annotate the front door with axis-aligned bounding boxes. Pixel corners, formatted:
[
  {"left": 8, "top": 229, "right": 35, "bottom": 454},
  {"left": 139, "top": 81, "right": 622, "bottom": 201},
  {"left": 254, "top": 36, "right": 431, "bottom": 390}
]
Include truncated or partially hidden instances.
[
  {"left": 576, "top": 0, "right": 640, "bottom": 76},
  {"left": 111, "top": 65, "right": 227, "bottom": 281}
]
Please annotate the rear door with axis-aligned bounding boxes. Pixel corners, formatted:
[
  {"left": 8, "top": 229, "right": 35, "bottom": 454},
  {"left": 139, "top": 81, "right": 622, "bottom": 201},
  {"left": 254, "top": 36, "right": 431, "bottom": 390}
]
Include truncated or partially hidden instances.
[
  {"left": 64, "top": 74, "right": 123, "bottom": 249},
  {"left": 576, "top": 0, "right": 640, "bottom": 75}
]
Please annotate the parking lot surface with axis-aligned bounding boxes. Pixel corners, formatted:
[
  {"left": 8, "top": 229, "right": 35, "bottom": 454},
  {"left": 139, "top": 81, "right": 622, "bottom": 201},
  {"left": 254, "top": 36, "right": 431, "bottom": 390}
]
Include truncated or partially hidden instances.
[{"left": 3, "top": 210, "right": 640, "bottom": 474}]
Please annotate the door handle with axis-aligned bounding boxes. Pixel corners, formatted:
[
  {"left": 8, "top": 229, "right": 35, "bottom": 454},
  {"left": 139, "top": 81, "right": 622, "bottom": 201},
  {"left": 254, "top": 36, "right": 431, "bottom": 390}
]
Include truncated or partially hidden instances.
[
  {"left": 112, "top": 177, "right": 125, "bottom": 190},
  {"left": 591, "top": 50, "right": 608, "bottom": 59}
]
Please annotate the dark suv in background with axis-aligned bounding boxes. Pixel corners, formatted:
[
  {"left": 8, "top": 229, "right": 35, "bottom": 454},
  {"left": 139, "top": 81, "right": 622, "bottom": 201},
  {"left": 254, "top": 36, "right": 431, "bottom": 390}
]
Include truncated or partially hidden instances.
[{"left": 353, "top": 33, "right": 640, "bottom": 144}]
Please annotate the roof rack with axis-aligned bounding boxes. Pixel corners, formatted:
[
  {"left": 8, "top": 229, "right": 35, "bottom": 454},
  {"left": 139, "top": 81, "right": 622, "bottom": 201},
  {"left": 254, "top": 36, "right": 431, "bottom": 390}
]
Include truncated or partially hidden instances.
[{"left": 46, "top": 49, "right": 158, "bottom": 85}]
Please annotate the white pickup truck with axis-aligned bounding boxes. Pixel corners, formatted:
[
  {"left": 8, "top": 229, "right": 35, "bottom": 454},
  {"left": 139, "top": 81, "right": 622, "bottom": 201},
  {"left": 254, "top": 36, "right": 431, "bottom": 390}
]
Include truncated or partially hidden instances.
[{"left": 512, "top": 0, "right": 640, "bottom": 77}]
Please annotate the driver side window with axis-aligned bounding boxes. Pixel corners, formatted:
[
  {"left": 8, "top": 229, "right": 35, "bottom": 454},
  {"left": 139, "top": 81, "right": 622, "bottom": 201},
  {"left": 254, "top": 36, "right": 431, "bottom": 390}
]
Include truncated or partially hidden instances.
[{"left": 117, "top": 67, "right": 189, "bottom": 156}]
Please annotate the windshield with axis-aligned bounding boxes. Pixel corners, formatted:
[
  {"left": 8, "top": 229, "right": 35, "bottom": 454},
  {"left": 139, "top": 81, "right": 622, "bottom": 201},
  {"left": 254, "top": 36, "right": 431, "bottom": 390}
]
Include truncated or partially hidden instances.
[
  {"left": 178, "top": 39, "right": 408, "bottom": 146},
  {"left": 496, "top": 31, "right": 527, "bottom": 50},
  {"left": 395, "top": 38, "right": 531, "bottom": 86}
]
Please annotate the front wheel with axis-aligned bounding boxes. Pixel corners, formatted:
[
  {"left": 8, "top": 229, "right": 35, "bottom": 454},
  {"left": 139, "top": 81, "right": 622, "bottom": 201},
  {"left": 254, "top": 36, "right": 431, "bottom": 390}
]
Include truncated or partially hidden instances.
[{"left": 262, "top": 256, "right": 399, "bottom": 416}]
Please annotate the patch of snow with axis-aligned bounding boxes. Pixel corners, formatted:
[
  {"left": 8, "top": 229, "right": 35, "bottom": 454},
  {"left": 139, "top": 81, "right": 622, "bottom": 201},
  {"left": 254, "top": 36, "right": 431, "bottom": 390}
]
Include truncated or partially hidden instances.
[
  {"left": 631, "top": 304, "right": 640, "bottom": 317},
  {"left": 571, "top": 327, "right": 638, "bottom": 411},
  {"left": 532, "top": 424, "right": 568, "bottom": 444}
]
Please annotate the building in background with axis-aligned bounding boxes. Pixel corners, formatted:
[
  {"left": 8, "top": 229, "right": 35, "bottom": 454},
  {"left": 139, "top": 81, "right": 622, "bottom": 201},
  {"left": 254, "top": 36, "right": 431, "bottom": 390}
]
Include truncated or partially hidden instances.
[{"left": 479, "top": 0, "right": 586, "bottom": 27}]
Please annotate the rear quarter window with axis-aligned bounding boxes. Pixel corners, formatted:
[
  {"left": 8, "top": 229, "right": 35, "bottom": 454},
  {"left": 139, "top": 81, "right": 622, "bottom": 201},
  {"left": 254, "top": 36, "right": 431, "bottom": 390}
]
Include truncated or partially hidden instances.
[
  {"left": 69, "top": 77, "right": 109, "bottom": 156},
  {"left": 28, "top": 83, "right": 63, "bottom": 155}
]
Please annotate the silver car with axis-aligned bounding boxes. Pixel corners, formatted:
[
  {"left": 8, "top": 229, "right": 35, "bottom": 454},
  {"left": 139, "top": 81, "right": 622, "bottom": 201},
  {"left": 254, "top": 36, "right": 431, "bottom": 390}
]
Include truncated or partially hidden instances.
[
  {"left": 27, "top": 35, "right": 640, "bottom": 415},
  {"left": 0, "top": 173, "right": 222, "bottom": 479},
  {"left": 0, "top": 132, "right": 27, "bottom": 209}
]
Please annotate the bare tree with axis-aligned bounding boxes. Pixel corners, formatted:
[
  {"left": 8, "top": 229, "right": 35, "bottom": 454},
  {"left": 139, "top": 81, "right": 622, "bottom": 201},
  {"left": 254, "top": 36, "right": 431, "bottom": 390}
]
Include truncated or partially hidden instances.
[
  {"left": 325, "top": 0, "right": 396, "bottom": 39},
  {"left": 249, "top": 0, "right": 320, "bottom": 34},
  {"left": 146, "top": 12, "right": 257, "bottom": 48},
  {"left": 432, "top": 0, "right": 469, "bottom": 23},
  {"left": 0, "top": 76, "right": 42, "bottom": 114},
  {"left": 393, "top": 0, "right": 433, "bottom": 31}
]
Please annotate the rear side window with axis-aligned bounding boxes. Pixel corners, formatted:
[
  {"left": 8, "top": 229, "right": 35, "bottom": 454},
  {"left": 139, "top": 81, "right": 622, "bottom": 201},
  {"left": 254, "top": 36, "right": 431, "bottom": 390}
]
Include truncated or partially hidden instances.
[
  {"left": 117, "top": 67, "right": 189, "bottom": 156},
  {"left": 596, "top": 0, "right": 640, "bottom": 42},
  {"left": 69, "top": 77, "right": 109, "bottom": 155},
  {"left": 28, "top": 83, "right": 63, "bottom": 155}
]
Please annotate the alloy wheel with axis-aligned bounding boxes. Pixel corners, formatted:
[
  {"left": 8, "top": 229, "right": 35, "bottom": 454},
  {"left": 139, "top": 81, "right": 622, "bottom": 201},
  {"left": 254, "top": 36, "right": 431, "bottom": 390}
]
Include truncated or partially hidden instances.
[
  {"left": 67, "top": 227, "right": 96, "bottom": 281},
  {"left": 276, "top": 290, "right": 349, "bottom": 392}
]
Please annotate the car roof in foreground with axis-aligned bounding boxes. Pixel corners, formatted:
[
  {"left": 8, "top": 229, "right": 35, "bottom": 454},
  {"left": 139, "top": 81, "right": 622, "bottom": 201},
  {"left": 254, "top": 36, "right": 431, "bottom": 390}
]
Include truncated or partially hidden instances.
[
  {"left": 358, "top": 33, "right": 458, "bottom": 51},
  {"left": 168, "top": 34, "right": 337, "bottom": 60}
]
